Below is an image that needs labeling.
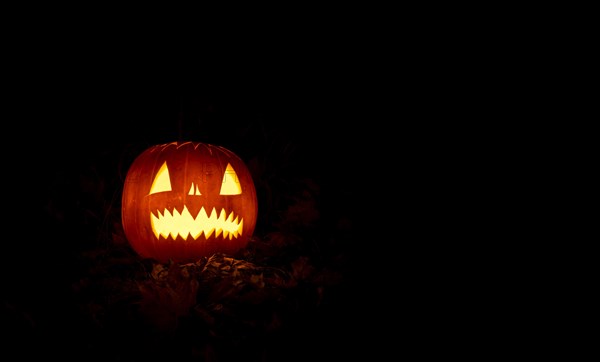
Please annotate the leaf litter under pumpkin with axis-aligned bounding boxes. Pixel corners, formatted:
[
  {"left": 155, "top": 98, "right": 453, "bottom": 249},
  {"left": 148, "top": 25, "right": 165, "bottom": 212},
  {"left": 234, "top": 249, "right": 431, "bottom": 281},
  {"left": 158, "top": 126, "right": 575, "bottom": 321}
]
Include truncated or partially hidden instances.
[{"left": 69, "top": 230, "right": 347, "bottom": 361}]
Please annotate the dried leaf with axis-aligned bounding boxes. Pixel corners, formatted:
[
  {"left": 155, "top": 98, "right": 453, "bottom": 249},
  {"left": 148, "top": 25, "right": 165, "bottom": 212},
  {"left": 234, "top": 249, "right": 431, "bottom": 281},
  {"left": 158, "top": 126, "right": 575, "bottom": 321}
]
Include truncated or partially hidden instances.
[
  {"left": 137, "top": 261, "right": 200, "bottom": 331},
  {"left": 291, "top": 256, "right": 314, "bottom": 281}
]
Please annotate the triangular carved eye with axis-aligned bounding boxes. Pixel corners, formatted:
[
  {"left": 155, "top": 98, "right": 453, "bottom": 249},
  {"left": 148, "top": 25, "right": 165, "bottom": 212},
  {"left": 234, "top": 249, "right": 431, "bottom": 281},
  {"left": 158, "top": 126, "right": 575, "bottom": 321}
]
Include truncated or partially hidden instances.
[
  {"left": 149, "top": 162, "right": 172, "bottom": 195},
  {"left": 220, "top": 163, "right": 242, "bottom": 195}
]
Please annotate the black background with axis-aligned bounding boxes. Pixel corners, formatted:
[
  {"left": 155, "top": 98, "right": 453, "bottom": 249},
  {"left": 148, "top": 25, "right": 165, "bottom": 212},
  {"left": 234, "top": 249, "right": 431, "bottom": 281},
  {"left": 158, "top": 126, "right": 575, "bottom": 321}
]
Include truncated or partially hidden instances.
[
  {"left": 1, "top": 8, "right": 577, "bottom": 360},
  {"left": 1, "top": 30, "right": 403, "bottom": 360},
  {"left": 2, "top": 10, "right": 497, "bottom": 359}
]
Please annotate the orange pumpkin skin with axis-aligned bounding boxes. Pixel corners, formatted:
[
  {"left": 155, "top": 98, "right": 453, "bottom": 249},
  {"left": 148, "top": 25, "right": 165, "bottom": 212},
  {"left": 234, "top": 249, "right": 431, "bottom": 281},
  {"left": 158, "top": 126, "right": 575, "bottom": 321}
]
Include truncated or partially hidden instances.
[{"left": 121, "top": 141, "right": 258, "bottom": 263}]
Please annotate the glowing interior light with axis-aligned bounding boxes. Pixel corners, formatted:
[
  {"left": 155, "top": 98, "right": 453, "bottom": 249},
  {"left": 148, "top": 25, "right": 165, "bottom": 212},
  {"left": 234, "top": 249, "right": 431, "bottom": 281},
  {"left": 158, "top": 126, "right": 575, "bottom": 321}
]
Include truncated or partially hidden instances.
[
  {"left": 188, "top": 183, "right": 201, "bottom": 195},
  {"left": 151, "top": 206, "right": 244, "bottom": 240},
  {"left": 149, "top": 162, "right": 172, "bottom": 194},
  {"left": 220, "top": 163, "right": 242, "bottom": 195}
]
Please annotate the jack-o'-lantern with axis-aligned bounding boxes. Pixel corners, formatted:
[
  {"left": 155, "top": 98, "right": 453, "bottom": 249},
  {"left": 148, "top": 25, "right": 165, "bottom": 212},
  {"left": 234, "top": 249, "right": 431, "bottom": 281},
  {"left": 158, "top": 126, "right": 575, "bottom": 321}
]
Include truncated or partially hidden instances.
[{"left": 121, "top": 141, "right": 258, "bottom": 263}]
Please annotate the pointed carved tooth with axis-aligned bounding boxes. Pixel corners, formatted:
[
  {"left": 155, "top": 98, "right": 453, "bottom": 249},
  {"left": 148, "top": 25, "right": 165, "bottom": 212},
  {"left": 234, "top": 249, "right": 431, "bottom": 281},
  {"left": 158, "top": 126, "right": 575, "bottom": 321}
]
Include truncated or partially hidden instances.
[
  {"left": 198, "top": 207, "right": 209, "bottom": 220},
  {"left": 151, "top": 213, "right": 160, "bottom": 239},
  {"left": 204, "top": 228, "right": 215, "bottom": 239},
  {"left": 209, "top": 207, "right": 218, "bottom": 220}
]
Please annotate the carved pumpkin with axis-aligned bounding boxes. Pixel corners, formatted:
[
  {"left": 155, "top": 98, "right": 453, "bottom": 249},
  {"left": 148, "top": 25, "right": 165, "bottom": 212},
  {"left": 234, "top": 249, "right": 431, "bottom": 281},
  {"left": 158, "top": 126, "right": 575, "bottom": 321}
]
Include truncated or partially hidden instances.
[{"left": 121, "top": 141, "right": 258, "bottom": 263}]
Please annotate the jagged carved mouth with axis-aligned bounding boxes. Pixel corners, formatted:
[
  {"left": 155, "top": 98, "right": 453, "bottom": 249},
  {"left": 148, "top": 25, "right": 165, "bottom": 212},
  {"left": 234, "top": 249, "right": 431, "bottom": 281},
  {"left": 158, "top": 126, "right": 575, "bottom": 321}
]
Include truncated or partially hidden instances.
[{"left": 151, "top": 205, "right": 244, "bottom": 240}]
